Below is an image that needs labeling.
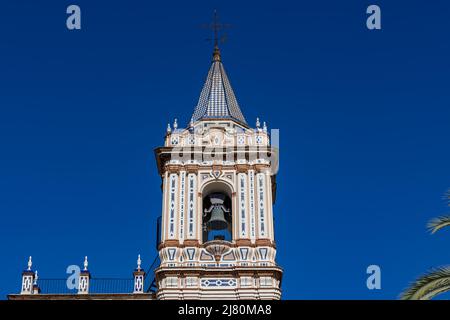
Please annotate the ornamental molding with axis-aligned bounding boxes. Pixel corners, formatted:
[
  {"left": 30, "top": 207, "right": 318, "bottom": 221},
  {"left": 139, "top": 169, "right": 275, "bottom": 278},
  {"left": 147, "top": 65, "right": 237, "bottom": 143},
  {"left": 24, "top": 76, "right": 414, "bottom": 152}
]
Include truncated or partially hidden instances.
[
  {"left": 254, "top": 164, "right": 271, "bottom": 173},
  {"left": 155, "top": 267, "right": 283, "bottom": 282},
  {"left": 235, "top": 164, "right": 250, "bottom": 173},
  {"left": 185, "top": 165, "right": 199, "bottom": 173},
  {"left": 165, "top": 164, "right": 182, "bottom": 174},
  {"left": 158, "top": 239, "right": 180, "bottom": 250},
  {"left": 158, "top": 239, "right": 276, "bottom": 250}
]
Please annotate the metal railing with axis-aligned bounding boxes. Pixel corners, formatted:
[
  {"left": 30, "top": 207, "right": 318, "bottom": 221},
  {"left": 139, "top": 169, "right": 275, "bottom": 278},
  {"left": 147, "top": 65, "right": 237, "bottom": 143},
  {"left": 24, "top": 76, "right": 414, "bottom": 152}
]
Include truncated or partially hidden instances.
[
  {"left": 34, "top": 254, "right": 160, "bottom": 295},
  {"left": 38, "top": 279, "right": 77, "bottom": 294},
  {"left": 145, "top": 254, "right": 160, "bottom": 293},
  {"left": 38, "top": 278, "right": 134, "bottom": 294}
]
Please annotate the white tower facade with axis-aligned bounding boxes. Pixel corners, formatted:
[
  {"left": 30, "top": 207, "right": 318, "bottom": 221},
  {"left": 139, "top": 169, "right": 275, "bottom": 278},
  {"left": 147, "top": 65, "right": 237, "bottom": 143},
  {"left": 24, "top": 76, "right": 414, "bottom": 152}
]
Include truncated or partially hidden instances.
[{"left": 154, "top": 45, "right": 282, "bottom": 300}]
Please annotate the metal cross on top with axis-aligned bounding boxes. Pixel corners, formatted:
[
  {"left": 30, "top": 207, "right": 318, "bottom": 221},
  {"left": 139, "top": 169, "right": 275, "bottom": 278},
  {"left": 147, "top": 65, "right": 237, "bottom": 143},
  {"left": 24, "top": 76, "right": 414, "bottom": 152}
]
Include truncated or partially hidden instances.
[{"left": 203, "top": 10, "right": 231, "bottom": 48}]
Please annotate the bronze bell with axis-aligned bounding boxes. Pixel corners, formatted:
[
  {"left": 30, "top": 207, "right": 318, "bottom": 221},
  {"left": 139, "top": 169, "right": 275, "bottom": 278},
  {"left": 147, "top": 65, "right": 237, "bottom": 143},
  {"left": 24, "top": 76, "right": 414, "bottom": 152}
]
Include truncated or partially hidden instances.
[{"left": 206, "top": 205, "right": 228, "bottom": 230}]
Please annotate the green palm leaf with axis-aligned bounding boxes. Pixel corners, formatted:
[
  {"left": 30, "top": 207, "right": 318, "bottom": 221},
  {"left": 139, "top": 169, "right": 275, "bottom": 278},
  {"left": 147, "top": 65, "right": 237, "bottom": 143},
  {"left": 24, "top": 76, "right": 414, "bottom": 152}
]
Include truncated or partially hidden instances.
[
  {"left": 427, "top": 215, "right": 450, "bottom": 234},
  {"left": 400, "top": 267, "right": 450, "bottom": 300}
]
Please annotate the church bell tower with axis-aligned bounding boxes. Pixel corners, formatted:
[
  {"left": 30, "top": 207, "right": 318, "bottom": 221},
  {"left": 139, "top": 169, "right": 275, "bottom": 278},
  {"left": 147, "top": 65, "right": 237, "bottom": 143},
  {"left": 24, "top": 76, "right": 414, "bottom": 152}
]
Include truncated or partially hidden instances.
[{"left": 153, "top": 36, "right": 283, "bottom": 299}]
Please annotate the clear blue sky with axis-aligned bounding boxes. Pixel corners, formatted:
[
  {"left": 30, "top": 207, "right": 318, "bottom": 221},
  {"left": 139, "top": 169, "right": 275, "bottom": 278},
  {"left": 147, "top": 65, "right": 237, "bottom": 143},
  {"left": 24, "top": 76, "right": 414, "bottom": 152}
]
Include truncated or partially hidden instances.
[{"left": 1, "top": 0, "right": 449, "bottom": 299}]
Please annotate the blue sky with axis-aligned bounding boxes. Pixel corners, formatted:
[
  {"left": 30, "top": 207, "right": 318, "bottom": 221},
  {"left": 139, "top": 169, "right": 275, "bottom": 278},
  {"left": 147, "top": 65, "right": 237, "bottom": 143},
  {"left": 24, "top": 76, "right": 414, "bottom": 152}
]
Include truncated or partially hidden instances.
[{"left": 0, "top": 0, "right": 449, "bottom": 299}]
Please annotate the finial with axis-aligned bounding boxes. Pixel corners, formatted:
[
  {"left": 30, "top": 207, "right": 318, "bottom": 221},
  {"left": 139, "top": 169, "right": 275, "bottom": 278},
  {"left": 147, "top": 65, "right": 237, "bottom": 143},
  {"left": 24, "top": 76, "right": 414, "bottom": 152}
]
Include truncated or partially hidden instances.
[
  {"left": 212, "top": 10, "right": 221, "bottom": 62},
  {"left": 166, "top": 123, "right": 171, "bottom": 133},
  {"left": 173, "top": 118, "right": 178, "bottom": 130},
  {"left": 205, "top": 10, "right": 230, "bottom": 62},
  {"left": 34, "top": 271, "right": 38, "bottom": 285},
  {"left": 83, "top": 256, "right": 88, "bottom": 271},
  {"left": 256, "top": 117, "right": 260, "bottom": 128},
  {"left": 190, "top": 117, "right": 194, "bottom": 127},
  {"left": 137, "top": 254, "right": 142, "bottom": 271},
  {"left": 263, "top": 121, "right": 268, "bottom": 133},
  {"left": 27, "top": 256, "right": 32, "bottom": 271},
  {"left": 213, "top": 46, "right": 221, "bottom": 62}
]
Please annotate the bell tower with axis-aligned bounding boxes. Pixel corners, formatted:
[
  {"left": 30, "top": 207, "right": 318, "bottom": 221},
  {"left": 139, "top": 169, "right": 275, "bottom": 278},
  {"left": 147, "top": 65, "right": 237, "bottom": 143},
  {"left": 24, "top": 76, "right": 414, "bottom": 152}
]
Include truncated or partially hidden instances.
[{"left": 153, "top": 37, "right": 282, "bottom": 300}]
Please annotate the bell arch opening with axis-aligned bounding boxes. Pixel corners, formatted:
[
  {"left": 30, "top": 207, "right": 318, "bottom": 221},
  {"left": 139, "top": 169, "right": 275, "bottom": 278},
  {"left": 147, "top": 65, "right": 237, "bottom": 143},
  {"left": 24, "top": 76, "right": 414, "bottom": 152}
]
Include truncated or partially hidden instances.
[{"left": 201, "top": 181, "right": 233, "bottom": 243}]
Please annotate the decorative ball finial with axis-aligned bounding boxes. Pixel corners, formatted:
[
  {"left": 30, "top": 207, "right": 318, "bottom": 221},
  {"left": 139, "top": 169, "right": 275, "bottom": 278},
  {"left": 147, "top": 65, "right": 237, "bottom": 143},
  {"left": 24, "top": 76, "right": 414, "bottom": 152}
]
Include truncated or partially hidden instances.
[
  {"left": 263, "top": 121, "right": 268, "bottom": 133},
  {"left": 256, "top": 117, "right": 261, "bottom": 128},
  {"left": 27, "top": 256, "right": 32, "bottom": 271},
  {"left": 34, "top": 270, "right": 38, "bottom": 285},
  {"left": 167, "top": 123, "right": 171, "bottom": 133},
  {"left": 83, "top": 256, "right": 88, "bottom": 271},
  {"left": 190, "top": 117, "right": 194, "bottom": 128},
  {"left": 137, "top": 254, "right": 142, "bottom": 271},
  {"left": 212, "top": 46, "right": 221, "bottom": 62},
  {"left": 173, "top": 118, "right": 178, "bottom": 130}
]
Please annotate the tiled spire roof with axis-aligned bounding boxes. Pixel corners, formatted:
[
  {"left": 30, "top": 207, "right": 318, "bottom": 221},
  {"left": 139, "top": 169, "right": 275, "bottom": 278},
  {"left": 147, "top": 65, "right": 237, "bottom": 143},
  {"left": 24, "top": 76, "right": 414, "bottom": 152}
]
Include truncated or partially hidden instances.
[{"left": 191, "top": 46, "right": 247, "bottom": 126}]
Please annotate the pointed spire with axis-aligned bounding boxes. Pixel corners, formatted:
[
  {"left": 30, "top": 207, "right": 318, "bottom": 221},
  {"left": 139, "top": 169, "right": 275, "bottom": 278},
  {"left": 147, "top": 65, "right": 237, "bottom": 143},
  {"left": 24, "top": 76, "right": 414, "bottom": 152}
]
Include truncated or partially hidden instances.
[
  {"left": 191, "top": 50, "right": 247, "bottom": 125},
  {"left": 83, "top": 256, "right": 88, "bottom": 271},
  {"left": 27, "top": 256, "right": 32, "bottom": 271},
  {"left": 192, "top": 12, "right": 246, "bottom": 126}
]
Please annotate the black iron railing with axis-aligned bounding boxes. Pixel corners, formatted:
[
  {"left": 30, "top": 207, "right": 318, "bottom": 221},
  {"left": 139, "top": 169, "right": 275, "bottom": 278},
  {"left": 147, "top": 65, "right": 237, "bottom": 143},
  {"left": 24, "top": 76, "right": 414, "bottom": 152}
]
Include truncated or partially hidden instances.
[
  {"left": 156, "top": 216, "right": 162, "bottom": 251},
  {"left": 145, "top": 254, "right": 160, "bottom": 293},
  {"left": 38, "top": 278, "right": 134, "bottom": 294},
  {"left": 90, "top": 278, "right": 134, "bottom": 293},
  {"left": 38, "top": 279, "right": 77, "bottom": 294},
  {"left": 34, "top": 253, "right": 160, "bottom": 295}
]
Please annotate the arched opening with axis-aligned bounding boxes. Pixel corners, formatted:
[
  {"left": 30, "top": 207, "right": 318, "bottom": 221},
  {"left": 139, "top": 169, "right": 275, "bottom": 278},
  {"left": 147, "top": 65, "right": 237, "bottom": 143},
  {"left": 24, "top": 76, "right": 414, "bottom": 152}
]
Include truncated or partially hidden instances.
[{"left": 201, "top": 181, "right": 233, "bottom": 243}]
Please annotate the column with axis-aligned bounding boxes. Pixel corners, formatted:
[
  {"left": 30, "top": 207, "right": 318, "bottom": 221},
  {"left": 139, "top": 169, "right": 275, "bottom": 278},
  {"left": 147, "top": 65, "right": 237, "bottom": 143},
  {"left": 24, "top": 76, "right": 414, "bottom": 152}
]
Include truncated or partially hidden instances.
[
  {"left": 78, "top": 256, "right": 91, "bottom": 294},
  {"left": 20, "top": 256, "right": 34, "bottom": 295},
  {"left": 133, "top": 255, "right": 145, "bottom": 294}
]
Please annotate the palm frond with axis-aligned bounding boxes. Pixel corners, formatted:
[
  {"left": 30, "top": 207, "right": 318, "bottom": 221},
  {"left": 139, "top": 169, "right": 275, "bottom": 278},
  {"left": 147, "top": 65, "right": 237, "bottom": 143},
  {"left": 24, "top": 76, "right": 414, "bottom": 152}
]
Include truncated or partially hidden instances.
[
  {"left": 427, "top": 215, "right": 450, "bottom": 234},
  {"left": 445, "top": 189, "right": 450, "bottom": 206},
  {"left": 421, "top": 284, "right": 450, "bottom": 300},
  {"left": 400, "top": 266, "right": 450, "bottom": 300}
]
